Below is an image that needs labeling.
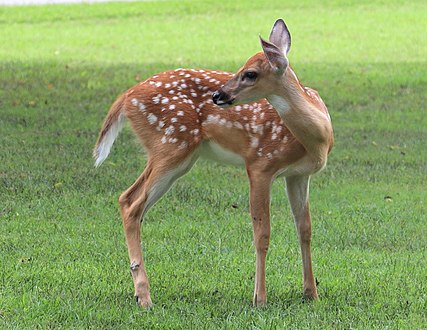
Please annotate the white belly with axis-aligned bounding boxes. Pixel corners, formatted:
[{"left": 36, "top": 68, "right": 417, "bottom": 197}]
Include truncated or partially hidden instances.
[{"left": 199, "top": 141, "right": 245, "bottom": 167}]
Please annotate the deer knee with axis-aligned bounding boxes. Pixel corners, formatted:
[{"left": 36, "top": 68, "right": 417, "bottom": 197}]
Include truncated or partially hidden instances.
[
  {"left": 255, "top": 233, "right": 270, "bottom": 253},
  {"left": 119, "top": 191, "right": 131, "bottom": 209},
  {"left": 297, "top": 222, "right": 312, "bottom": 243}
]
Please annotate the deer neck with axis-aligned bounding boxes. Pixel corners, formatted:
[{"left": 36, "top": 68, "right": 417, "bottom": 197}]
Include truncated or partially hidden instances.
[{"left": 266, "top": 67, "right": 332, "bottom": 159}]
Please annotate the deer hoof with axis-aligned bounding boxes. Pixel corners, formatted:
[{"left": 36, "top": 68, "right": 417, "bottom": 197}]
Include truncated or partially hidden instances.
[
  {"left": 302, "top": 288, "right": 318, "bottom": 301},
  {"left": 135, "top": 295, "right": 153, "bottom": 309}
]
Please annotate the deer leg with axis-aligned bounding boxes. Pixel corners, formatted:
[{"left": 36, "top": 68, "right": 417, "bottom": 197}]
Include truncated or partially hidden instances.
[
  {"left": 119, "top": 155, "right": 197, "bottom": 307},
  {"left": 247, "top": 169, "right": 272, "bottom": 307},
  {"left": 285, "top": 175, "right": 318, "bottom": 300}
]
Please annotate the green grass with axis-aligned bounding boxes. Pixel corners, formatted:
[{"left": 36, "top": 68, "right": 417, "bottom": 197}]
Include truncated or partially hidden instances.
[{"left": 1, "top": 0, "right": 426, "bottom": 328}]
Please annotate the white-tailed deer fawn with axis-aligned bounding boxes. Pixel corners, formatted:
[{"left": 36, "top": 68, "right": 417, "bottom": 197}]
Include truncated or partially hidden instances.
[{"left": 94, "top": 19, "right": 333, "bottom": 308}]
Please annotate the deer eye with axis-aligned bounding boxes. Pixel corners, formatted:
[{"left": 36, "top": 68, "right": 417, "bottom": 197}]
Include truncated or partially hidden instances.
[{"left": 243, "top": 71, "right": 258, "bottom": 81}]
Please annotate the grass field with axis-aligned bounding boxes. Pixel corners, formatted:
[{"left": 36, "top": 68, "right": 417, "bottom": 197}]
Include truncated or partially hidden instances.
[{"left": 1, "top": 0, "right": 426, "bottom": 328}]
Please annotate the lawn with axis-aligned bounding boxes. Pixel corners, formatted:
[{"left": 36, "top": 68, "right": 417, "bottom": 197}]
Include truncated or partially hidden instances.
[{"left": 0, "top": 0, "right": 426, "bottom": 328}]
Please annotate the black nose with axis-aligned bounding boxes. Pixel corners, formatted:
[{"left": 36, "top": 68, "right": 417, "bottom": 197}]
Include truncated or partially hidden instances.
[{"left": 212, "top": 90, "right": 221, "bottom": 104}]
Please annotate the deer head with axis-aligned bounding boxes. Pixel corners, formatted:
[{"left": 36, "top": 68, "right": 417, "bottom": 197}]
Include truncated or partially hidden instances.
[{"left": 212, "top": 19, "right": 292, "bottom": 107}]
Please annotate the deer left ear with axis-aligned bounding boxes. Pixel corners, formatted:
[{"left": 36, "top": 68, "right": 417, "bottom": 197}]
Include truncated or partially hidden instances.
[
  {"left": 269, "top": 19, "right": 291, "bottom": 56},
  {"left": 260, "top": 36, "right": 289, "bottom": 74}
]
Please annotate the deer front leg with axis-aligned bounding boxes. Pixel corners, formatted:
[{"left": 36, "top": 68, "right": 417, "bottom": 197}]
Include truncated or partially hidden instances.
[
  {"left": 285, "top": 175, "right": 318, "bottom": 300},
  {"left": 248, "top": 169, "right": 272, "bottom": 307}
]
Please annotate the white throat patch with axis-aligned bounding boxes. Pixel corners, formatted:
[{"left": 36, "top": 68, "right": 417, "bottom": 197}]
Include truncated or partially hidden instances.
[{"left": 267, "top": 95, "right": 291, "bottom": 118}]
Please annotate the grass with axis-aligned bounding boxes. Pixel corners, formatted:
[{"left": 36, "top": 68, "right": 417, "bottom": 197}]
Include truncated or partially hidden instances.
[{"left": 1, "top": 0, "right": 426, "bottom": 328}]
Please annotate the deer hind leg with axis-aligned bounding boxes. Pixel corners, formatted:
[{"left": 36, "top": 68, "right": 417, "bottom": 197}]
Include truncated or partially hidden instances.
[
  {"left": 119, "top": 154, "right": 198, "bottom": 307},
  {"left": 285, "top": 175, "right": 318, "bottom": 300},
  {"left": 247, "top": 168, "right": 273, "bottom": 307}
]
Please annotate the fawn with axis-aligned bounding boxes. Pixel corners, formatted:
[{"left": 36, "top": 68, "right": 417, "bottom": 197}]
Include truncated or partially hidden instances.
[{"left": 94, "top": 19, "right": 333, "bottom": 307}]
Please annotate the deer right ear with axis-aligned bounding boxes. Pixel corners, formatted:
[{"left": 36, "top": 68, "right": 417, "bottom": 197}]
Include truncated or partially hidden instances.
[{"left": 260, "top": 36, "right": 289, "bottom": 74}]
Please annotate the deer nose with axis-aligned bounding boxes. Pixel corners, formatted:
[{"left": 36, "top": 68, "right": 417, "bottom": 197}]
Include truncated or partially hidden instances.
[{"left": 212, "top": 90, "right": 221, "bottom": 104}]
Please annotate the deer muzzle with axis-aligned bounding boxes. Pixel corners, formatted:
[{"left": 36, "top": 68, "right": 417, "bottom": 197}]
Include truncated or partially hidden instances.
[{"left": 212, "top": 89, "right": 234, "bottom": 107}]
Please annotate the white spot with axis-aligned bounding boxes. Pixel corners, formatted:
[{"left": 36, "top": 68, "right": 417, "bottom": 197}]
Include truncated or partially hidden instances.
[
  {"left": 190, "top": 129, "right": 199, "bottom": 136},
  {"left": 165, "top": 83, "right": 171, "bottom": 88},
  {"left": 147, "top": 113, "right": 158, "bottom": 125},
  {"left": 233, "top": 122, "right": 243, "bottom": 129},
  {"left": 234, "top": 105, "right": 242, "bottom": 112},
  {"left": 185, "top": 74, "right": 191, "bottom": 78},
  {"left": 169, "top": 137, "right": 178, "bottom": 143},
  {"left": 152, "top": 96, "right": 160, "bottom": 104},
  {"left": 203, "top": 114, "right": 220, "bottom": 126},
  {"left": 161, "top": 97, "right": 169, "bottom": 104},
  {"left": 158, "top": 120, "right": 165, "bottom": 128},
  {"left": 172, "top": 81, "right": 179, "bottom": 87},
  {"left": 138, "top": 103, "right": 146, "bottom": 112},
  {"left": 282, "top": 136, "right": 288, "bottom": 143},
  {"left": 131, "top": 98, "right": 138, "bottom": 106},
  {"left": 250, "top": 136, "right": 259, "bottom": 148},
  {"left": 169, "top": 104, "right": 176, "bottom": 110},
  {"left": 266, "top": 153, "right": 273, "bottom": 160},
  {"left": 194, "top": 78, "right": 201, "bottom": 84},
  {"left": 179, "top": 125, "right": 187, "bottom": 132},
  {"left": 180, "top": 83, "right": 187, "bottom": 89},
  {"left": 272, "top": 133, "right": 277, "bottom": 140},
  {"left": 155, "top": 82, "right": 162, "bottom": 88},
  {"left": 171, "top": 117, "right": 178, "bottom": 123},
  {"left": 191, "top": 92, "right": 197, "bottom": 98},
  {"left": 165, "top": 125, "right": 175, "bottom": 135},
  {"left": 169, "top": 90, "right": 175, "bottom": 94},
  {"left": 161, "top": 136, "right": 167, "bottom": 144},
  {"left": 177, "top": 110, "right": 184, "bottom": 116},
  {"left": 178, "top": 141, "right": 188, "bottom": 149}
]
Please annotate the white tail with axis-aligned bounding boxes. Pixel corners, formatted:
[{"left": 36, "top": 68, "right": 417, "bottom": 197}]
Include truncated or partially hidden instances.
[
  {"left": 94, "top": 19, "right": 333, "bottom": 308},
  {"left": 94, "top": 95, "right": 127, "bottom": 167}
]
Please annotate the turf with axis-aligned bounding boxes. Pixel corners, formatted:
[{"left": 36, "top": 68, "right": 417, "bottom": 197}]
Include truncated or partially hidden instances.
[{"left": 0, "top": 0, "right": 426, "bottom": 328}]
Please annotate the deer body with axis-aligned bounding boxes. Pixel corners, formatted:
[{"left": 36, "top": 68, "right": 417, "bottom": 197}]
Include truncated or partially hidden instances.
[{"left": 94, "top": 19, "right": 333, "bottom": 308}]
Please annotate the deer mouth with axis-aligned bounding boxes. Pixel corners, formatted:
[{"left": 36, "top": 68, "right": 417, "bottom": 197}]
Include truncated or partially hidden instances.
[{"left": 215, "top": 99, "right": 235, "bottom": 108}]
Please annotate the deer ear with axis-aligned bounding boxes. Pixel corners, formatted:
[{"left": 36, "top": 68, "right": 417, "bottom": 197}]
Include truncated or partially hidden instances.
[
  {"left": 269, "top": 19, "right": 291, "bottom": 56},
  {"left": 260, "top": 36, "right": 289, "bottom": 74}
]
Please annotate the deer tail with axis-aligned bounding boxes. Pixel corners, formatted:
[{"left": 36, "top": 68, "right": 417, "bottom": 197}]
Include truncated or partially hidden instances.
[{"left": 93, "top": 93, "right": 127, "bottom": 167}]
